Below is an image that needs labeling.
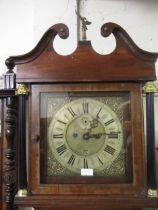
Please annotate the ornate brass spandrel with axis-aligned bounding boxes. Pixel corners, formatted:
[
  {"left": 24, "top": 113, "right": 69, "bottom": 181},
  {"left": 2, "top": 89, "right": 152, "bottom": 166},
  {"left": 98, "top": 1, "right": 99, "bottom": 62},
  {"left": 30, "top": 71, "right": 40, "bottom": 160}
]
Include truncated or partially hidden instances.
[{"left": 47, "top": 148, "right": 75, "bottom": 176}]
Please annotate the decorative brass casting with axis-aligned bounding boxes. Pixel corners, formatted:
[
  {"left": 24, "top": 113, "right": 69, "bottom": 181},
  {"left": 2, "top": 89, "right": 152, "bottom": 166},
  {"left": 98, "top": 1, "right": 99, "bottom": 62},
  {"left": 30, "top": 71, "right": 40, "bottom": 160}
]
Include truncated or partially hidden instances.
[
  {"left": 75, "top": 10, "right": 91, "bottom": 40},
  {"left": 148, "top": 189, "right": 158, "bottom": 198},
  {"left": 16, "top": 189, "right": 28, "bottom": 197},
  {"left": 16, "top": 84, "right": 29, "bottom": 95},
  {"left": 144, "top": 82, "right": 158, "bottom": 93}
]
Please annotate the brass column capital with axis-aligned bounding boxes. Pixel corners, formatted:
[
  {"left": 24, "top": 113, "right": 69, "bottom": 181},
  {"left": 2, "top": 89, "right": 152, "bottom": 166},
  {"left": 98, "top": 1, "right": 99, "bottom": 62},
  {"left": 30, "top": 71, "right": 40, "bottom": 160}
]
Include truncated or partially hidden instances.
[
  {"left": 143, "top": 82, "right": 158, "bottom": 93},
  {"left": 16, "top": 84, "right": 29, "bottom": 95}
]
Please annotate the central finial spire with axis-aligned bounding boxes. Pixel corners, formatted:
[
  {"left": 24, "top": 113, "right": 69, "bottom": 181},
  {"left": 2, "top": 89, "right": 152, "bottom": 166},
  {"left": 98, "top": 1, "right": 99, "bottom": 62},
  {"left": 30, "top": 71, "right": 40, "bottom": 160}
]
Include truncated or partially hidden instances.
[{"left": 76, "top": 10, "right": 91, "bottom": 41}]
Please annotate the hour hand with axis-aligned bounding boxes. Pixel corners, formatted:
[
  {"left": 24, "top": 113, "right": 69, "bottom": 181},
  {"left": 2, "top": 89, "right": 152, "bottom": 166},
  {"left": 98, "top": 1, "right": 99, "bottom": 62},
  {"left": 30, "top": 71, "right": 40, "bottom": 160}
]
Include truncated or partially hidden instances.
[
  {"left": 82, "top": 131, "right": 120, "bottom": 140},
  {"left": 92, "top": 131, "right": 120, "bottom": 139}
]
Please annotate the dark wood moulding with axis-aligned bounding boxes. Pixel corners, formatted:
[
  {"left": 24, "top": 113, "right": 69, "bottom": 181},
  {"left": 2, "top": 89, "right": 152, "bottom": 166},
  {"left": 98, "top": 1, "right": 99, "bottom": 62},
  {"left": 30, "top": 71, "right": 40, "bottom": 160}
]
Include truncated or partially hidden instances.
[{"left": 5, "top": 22, "right": 158, "bottom": 84}]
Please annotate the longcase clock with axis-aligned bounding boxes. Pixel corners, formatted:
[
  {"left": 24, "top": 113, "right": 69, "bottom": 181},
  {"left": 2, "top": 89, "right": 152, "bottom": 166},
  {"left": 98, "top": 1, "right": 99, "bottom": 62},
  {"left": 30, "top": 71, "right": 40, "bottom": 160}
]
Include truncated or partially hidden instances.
[{"left": 1, "top": 22, "right": 158, "bottom": 210}]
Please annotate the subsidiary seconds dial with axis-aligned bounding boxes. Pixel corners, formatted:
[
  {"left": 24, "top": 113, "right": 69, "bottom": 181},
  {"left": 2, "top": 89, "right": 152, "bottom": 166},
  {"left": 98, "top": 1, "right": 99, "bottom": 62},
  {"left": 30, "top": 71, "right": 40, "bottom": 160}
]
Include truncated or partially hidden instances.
[{"left": 48, "top": 98, "right": 123, "bottom": 174}]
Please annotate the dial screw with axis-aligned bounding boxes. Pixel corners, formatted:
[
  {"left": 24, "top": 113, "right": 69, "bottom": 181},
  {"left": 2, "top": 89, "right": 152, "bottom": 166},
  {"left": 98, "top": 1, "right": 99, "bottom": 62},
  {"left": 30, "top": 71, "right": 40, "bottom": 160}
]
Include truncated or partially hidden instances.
[
  {"left": 83, "top": 133, "right": 90, "bottom": 140},
  {"left": 73, "top": 133, "right": 78, "bottom": 138}
]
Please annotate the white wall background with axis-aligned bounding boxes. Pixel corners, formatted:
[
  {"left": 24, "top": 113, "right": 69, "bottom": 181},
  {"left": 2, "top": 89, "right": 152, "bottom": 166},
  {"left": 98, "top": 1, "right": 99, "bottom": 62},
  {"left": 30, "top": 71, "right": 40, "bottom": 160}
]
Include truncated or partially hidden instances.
[
  {"left": 0, "top": 0, "right": 158, "bottom": 209},
  {"left": 0, "top": 0, "right": 158, "bottom": 74}
]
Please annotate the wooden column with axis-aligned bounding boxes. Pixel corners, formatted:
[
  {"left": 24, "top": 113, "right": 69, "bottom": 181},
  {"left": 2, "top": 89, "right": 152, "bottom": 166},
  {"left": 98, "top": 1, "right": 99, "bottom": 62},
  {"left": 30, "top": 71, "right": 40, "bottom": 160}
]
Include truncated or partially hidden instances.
[
  {"left": 0, "top": 100, "right": 3, "bottom": 210},
  {"left": 3, "top": 58, "right": 17, "bottom": 210}
]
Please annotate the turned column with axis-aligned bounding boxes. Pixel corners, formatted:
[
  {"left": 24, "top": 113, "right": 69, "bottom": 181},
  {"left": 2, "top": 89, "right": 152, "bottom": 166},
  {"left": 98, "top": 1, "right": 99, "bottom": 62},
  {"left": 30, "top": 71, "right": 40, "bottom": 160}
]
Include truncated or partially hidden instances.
[{"left": 3, "top": 58, "right": 17, "bottom": 210}]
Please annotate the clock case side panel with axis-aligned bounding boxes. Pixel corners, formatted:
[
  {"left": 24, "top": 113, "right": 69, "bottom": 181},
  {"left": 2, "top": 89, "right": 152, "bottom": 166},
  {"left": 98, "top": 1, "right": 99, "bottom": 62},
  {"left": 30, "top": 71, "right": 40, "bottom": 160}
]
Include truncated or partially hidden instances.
[{"left": 28, "top": 83, "right": 146, "bottom": 196}]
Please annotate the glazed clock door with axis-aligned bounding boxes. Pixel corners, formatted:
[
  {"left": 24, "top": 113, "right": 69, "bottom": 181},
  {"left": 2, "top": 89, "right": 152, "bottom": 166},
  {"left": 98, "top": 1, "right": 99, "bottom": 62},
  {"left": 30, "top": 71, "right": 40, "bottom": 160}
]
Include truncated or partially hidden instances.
[{"left": 29, "top": 82, "right": 145, "bottom": 195}]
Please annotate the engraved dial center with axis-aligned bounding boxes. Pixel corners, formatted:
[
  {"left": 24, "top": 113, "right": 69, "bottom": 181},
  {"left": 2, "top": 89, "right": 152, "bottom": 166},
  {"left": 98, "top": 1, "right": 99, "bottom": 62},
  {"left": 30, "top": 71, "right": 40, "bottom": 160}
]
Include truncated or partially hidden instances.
[{"left": 66, "top": 114, "right": 105, "bottom": 156}]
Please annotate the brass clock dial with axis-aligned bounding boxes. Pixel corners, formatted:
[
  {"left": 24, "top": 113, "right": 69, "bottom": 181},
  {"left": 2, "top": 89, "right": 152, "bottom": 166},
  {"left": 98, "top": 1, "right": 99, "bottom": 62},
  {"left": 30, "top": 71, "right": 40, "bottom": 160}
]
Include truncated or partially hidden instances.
[{"left": 48, "top": 98, "right": 123, "bottom": 174}]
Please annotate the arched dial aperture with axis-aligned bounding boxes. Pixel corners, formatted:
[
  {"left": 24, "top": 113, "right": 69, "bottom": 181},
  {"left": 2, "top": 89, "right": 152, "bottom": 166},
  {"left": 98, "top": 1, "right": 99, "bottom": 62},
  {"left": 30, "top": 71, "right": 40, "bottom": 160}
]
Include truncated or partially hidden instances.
[{"left": 48, "top": 98, "right": 123, "bottom": 174}]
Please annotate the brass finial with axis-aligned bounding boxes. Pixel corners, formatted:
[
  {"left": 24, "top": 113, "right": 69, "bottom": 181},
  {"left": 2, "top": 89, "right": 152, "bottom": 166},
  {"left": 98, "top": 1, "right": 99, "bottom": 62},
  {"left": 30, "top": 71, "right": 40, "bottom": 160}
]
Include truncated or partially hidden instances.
[
  {"left": 16, "top": 84, "right": 29, "bottom": 95},
  {"left": 75, "top": 10, "right": 91, "bottom": 40},
  {"left": 143, "top": 82, "right": 158, "bottom": 93}
]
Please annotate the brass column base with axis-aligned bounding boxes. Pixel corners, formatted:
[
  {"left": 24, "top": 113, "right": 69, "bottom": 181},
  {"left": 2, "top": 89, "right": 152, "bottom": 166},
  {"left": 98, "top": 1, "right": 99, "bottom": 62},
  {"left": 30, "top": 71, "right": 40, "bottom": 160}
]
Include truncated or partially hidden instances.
[
  {"left": 148, "top": 189, "right": 158, "bottom": 197},
  {"left": 16, "top": 189, "right": 28, "bottom": 197}
]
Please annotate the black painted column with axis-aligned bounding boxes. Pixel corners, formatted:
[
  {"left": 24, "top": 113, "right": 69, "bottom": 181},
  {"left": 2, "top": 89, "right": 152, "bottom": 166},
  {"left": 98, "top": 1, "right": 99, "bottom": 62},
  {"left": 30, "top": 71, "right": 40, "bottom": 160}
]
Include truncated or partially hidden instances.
[
  {"left": 16, "top": 84, "right": 28, "bottom": 197},
  {"left": 144, "top": 82, "right": 158, "bottom": 197}
]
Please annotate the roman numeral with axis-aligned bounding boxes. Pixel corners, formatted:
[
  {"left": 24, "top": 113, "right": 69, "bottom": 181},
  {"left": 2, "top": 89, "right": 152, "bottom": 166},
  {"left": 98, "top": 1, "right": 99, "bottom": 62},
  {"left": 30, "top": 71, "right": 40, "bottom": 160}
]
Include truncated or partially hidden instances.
[
  {"left": 104, "top": 145, "right": 116, "bottom": 155},
  {"left": 53, "top": 133, "right": 64, "bottom": 138},
  {"left": 84, "top": 158, "right": 88, "bottom": 168},
  {"left": 108, "top": 132, "right": 119, "bottom": 139},
  {"left": 104, "top": 119, "right": 114, "bottom": 126},
  {"left": 56, "top": 144, "right": 67, "bottom": 155},
  {"left": 67, "top": 107, "right": 76, "bottom": 117},
  {"left": 97, "top": 156, "right": 103, "bottom": 165},
  {"left": 67, "top": 154, "right": 76, "bottom": 166},
  {"left": 57, "top": 120, "right": 67, "bottom": 125},
  {"left": 96, "top": 107, "right": 102, "bottom": 118},
  {"left": 83, "top": 102, "right": 88, "bottom": 113}
]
